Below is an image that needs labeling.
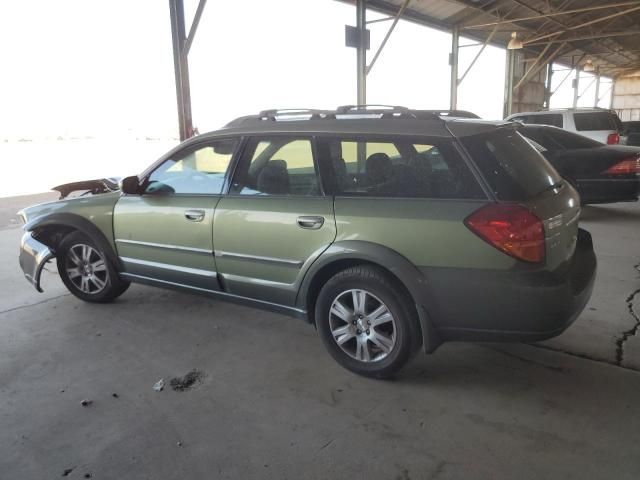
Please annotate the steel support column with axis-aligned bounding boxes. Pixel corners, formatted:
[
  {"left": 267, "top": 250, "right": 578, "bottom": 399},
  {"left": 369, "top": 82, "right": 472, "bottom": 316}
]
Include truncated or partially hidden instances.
[
  {"left": 356, "top": 0, "right": 367, "bottom": 106},
  {"left": 594, "top": 72, "right": 601, "bottom": 108},
  {"left": 169, "top": 0, "right": 193, "bottom": 141},
  {"left": 572, "top": 66, "right": 580, "bottom": 108},
  {"left": 503, "top": 49, "right": 515, "bottom": 117},
  {"left": 449, "top": 26, "right": 459, "bottom": 110},
  {"left": 544, "top": 62, "right": 553, "bottom": 108}
]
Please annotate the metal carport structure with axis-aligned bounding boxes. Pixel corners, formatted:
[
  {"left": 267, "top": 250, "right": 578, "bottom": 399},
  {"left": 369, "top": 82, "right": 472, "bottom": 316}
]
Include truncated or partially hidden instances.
[{"left": 168, "top": 0, "right": 640, "bottom": 140}]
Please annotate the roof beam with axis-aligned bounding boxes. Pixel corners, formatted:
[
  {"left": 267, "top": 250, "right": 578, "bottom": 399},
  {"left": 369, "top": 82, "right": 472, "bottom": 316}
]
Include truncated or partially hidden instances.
[
  {"left": 184, "top": 0, "right": 207, "bottom": 55},
  {"left": 457, "top": 24, "right": 499, "bottom": 85},
  {"left": 366, "top": 0, "right": 411, "bottom": 75},
  {"left": 463, "top": 2, "right": 640, "bottom": 29},
  {"left": 526, "top": 29, "right": 640, "bottom": 46},
  {"left": 524, "top": 4, "right": 640, "bottom": 45}
]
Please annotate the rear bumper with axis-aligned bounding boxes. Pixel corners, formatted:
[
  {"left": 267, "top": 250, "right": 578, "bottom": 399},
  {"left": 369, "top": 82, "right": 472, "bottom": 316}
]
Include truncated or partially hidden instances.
[
  {"left": 18, "top": 232, "right": 54, "bottom": 292},
  {"left": 577, "top": 177, "right": 639, "bottom": 204},
  {"left": 422, "top": 228, "right": 597, "bottom": 342}
]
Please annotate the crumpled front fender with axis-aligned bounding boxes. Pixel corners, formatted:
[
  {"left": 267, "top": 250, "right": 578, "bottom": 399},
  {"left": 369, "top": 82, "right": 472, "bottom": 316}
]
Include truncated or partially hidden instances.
[{"left": 19, "top": 232, "right": 54, "bottom": 292}]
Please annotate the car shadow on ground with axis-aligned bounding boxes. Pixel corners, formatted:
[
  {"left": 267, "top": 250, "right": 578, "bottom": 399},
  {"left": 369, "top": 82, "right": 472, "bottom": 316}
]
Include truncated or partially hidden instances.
[{"left": 580, "top": 203, "right": 640, "bottom": 223}]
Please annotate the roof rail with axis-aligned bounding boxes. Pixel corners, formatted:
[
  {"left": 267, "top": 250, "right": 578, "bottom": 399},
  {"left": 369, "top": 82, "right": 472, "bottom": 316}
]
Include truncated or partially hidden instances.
[
  {"left": 416, "top": 109, "right": 480, "bottom": 119},
  {"left": 224, "top": 105, "right": 444, "bottom": 127},
  {"left": 335, "top": 104, "right": 409, "bottom": 114},
  {"left": 257, "top": 108, "right": 334, "bottom": 120}
]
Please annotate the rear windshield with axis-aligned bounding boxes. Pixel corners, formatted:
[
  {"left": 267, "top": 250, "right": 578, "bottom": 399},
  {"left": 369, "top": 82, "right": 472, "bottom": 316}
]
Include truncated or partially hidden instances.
[
  {"left": 460, "top": 128, "right": 562, "bottom": 201},
  {"left": 573, "top": 112, "right": 617, "bottom": 131},
  {"left": 521, "top": 126, "right": 602, "bottom": 150}
]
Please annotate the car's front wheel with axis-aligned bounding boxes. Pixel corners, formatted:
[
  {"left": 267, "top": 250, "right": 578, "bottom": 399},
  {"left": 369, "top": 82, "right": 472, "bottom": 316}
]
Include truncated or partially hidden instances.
[
  {"left": 57, "top": 231, "right": 129, "bottom": 303},
  {"left": 315, "top": 266, "right": 421, "bottom": 378}
]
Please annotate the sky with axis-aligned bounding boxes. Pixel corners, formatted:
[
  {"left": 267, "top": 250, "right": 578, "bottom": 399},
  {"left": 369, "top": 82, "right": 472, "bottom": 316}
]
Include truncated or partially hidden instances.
[{"left": 0, "top": 0, "right": 612, "bottom": 140}]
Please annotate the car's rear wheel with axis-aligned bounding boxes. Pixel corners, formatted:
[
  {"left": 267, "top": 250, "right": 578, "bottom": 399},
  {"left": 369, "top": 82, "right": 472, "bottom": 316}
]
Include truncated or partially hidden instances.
[
  {"left": 57, "top": 231, "right": 129, "bottom": 303},
  {"left": 315, "top": 266, "right": 420, "bottom": 379}
]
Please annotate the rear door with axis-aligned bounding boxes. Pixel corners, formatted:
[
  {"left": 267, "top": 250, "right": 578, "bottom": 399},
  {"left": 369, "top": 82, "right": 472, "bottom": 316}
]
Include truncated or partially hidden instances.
[
  {"left": 321, "top": 135, "right": 493, "bottom": 269},
  {"left": 114, "top": 138, "right": 238, "bottom": 291},
  {"left": 213, "top": 136, "right": 336, "bottom": 306}
]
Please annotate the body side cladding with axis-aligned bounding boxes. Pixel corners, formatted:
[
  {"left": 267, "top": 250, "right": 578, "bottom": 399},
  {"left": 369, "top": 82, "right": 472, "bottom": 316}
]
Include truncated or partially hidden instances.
[
  {"left": 24, "top": 212, "right": 122, "bottom": 270},
  {"left": 120, "top": 272, "right": 307, "bottom": 320},
  {"left": 295, "top": 240, "right": 443, "bottom": 353}
]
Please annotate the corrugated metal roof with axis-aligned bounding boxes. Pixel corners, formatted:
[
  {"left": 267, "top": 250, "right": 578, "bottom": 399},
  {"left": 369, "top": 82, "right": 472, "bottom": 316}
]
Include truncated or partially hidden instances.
[{"left": 344, "top": 0, "right": 640, "bottom": 77}]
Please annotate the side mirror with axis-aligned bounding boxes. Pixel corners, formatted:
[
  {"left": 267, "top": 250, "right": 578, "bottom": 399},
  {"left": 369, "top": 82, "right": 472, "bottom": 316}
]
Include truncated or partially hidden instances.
[{"left": 120, "top": 175, "right": 142, "bottom": 195}]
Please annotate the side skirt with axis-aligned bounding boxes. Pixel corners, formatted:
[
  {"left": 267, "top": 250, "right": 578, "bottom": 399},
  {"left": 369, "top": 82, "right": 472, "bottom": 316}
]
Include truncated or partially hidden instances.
[{"left": 120, "top": 272, "right": 308, "bottom": 321}]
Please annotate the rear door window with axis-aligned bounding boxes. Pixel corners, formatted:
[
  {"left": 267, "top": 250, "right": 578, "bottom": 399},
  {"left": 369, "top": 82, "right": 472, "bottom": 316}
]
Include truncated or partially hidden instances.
[
  {"left": 460, "top": 128, "right": 562, "bottom": 201},
  {"left": 321, "top": 137, "right": 485, "bottom": 199},
  {"left": 573, "top": 112, "right": 617, "bottom": 131}
]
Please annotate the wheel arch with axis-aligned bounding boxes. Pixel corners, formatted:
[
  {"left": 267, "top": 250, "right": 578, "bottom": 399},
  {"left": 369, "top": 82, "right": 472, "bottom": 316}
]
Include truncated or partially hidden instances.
[
  {"left": 297, "top": 240, "right": 442, "bottom": 353},
  {"left": 25, "top": 213, "right": 122, "bottom": 270}
]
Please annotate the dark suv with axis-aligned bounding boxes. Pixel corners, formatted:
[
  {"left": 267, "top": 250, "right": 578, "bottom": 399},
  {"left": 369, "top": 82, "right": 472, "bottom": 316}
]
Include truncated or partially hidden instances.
[{"left": 19, "top": 106, "right": 596, "bottom": 378}]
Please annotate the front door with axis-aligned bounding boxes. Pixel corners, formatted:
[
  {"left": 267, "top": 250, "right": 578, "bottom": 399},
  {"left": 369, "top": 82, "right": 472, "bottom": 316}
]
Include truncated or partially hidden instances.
[
  {"left": 114, "top": 138, "right": 238, "bottom": 291},
  {"left": 213, "top": 136, "right": 336, "bottom": 306}
]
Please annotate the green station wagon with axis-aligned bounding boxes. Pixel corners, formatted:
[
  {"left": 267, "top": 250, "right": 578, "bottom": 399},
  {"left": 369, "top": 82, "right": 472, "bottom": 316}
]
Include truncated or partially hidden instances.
[{"left": 19, "top": 106, "right": 596, "bottom": 378}]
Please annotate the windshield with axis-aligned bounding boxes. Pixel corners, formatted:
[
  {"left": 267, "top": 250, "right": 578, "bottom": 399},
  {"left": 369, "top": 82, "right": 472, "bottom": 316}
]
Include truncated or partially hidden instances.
[{"left": 460, "top": 128, "right": 562, "bottom": 201}]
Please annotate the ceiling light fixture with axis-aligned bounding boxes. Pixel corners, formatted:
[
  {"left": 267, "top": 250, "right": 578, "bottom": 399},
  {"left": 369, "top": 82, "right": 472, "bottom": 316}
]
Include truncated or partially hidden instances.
[
  {"left": 583, "top": 58, "right": 595, "bottom": 72},
  {"left": 507, "top": 31, "right": 523, "bottom": 50}
]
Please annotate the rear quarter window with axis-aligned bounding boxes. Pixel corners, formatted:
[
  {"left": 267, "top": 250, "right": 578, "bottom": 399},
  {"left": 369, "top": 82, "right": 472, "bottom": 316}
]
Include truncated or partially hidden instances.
[
  {"left": 461, "top": 128, "right": 561, "bottom": 201},
  {"left": 573, "top": 112, "right": 617, "bottom": 131}
]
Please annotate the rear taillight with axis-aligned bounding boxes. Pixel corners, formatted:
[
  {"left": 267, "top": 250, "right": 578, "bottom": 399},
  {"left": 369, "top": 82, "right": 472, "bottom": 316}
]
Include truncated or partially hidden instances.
[
  {"left": 465, "top": 204, "right": 545, "bottom": 263},
  {"left": 603, "top": 157, "right": 640, "bottom": 175},
  {"left": 607, "top": 133, "right": 620, "bottom": 145}
]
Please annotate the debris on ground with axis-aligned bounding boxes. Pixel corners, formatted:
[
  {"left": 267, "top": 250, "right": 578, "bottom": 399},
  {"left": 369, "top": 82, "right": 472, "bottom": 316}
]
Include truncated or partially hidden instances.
[
  {"left": 83, "top": 474, "right": 92, "bottom": 478},
  {"left": 170, "top": 369, "right": 205, "bottom": 392},
  {"left": 62, "top": 467, "right": 74, "bottom": 476},
  {"left": 153, "top": 379, "right": 165, "bottom": 392},
  {"left": 176, "top": 441, "right": 182, "bottom": 447},
  {"left": 80, "top": 399, "right": 93, "bottom": 407},
  {"left": 112, "top": 393, "right": 119, "bottom": 398}
]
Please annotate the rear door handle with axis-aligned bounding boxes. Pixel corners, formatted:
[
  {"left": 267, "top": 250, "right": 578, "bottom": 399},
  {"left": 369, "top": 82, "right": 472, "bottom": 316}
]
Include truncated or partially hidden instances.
[
  {"left": 184, "top": 209, "right": 205, "bottom": 222},
  {"left": 297, "top": 216, "right": 324, "bottom": 230}
]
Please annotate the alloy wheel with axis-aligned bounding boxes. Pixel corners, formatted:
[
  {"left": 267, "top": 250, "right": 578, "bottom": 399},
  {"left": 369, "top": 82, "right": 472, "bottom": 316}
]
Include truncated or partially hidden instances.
[
  {"left": 329, "top": 289, "right": 397, "bottom": 362},
  {"left": 65, "top": 244, "right": 108, "bottom": 294}
]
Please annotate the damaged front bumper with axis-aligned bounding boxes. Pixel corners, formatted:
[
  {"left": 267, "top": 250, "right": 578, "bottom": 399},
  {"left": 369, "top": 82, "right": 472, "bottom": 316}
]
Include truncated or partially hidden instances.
[{"left": 19, "top": 232, "right": 54, "bottom": 292}]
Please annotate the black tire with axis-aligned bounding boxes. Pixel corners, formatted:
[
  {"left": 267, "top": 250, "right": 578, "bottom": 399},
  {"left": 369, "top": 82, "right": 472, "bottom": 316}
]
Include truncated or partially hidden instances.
[
  {"left": 56, "top": 231, "right": 130, "bottom": 303},
  {"left": 315, "top": 265, "right": 421, "bottom": 379}
]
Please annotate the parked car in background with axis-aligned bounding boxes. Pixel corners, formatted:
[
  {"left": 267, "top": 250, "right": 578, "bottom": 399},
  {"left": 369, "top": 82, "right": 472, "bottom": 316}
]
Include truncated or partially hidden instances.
[
  {"left": 18, "top": 107, "right": 596, "bottom": 378},
  {"left": 519, "top": 124, "right": 640, "bottom": 204},
  {"left": 507, "top": 108, "right": 623, "bottom": 145},
  {"left": 622, "top": 121, "right": 640, "bottom": 146}
]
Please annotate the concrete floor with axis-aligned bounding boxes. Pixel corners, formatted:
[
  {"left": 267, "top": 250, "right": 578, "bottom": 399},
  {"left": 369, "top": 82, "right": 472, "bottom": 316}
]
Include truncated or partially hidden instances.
[{"left": 1, "top": 194, "right": 639, "bottom": 479}]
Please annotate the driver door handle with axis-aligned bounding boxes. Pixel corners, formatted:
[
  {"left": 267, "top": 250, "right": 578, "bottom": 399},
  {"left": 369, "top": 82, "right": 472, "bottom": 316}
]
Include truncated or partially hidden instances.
[
  {"left": 184, "top": 209, "right": 205, "bottom": 222},
  {"left": 297, "top": 216, "right": 324, "bottom": 230}
]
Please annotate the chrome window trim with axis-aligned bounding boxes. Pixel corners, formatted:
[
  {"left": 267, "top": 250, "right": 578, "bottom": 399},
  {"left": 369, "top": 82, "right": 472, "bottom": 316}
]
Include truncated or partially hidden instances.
[
  {"left": 120, "top": 257, "right": 217, "bottom": 277},
  {"left": 215, "top": 250, "right": 303, "bottom": 267},
  {"left": 116, "top": 239, "right": 212, "bottom": 255}
]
